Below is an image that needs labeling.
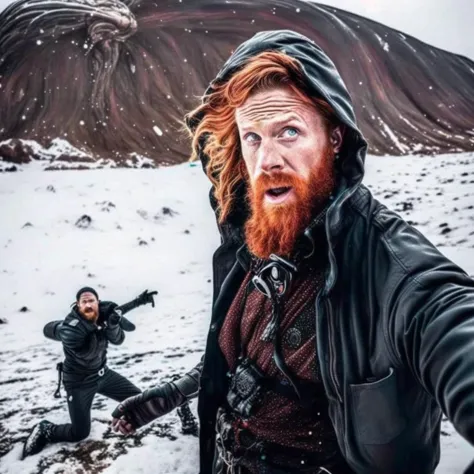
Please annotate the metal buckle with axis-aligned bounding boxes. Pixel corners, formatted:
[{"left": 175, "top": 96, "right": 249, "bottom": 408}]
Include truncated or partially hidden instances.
[
  {"left": 98, "top": 368, "right": 105, "bottom": 377},
  {"left": 252, "top": 254, "right": 297, "bottom": 298}
]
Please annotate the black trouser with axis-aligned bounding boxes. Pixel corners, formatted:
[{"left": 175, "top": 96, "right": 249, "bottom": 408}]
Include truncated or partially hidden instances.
[{"left": 50, "top": 367, "right": 140, "bottom": 442}]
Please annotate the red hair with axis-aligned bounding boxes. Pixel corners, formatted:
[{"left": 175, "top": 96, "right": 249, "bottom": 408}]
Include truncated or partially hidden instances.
[{"left": 186, "top": 51, "right": 338, "bottom": 223}]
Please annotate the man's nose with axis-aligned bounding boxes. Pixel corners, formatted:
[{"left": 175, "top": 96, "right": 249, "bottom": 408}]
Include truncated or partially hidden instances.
[{"left": 256, "top": 140, "right": 285, "bottom": 174}]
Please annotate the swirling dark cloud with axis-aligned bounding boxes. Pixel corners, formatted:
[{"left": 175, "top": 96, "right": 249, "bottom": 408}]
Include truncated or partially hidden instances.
[{"left": 0, "top": 0, "right": 473, "bottom": 163}]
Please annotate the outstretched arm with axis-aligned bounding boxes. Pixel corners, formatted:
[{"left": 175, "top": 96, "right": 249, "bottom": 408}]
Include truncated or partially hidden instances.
[
  {"left": 111, "top": 359, "right": 203, "bottom": 434},
  {"left": 390, "top": 256, "right": 474, "bottom": 444},
  {"left": 115, "top": 290, "right": 158, "bottom": 316}
]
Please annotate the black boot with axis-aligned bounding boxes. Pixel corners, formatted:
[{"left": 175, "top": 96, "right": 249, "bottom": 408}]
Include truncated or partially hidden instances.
[{"left": 22, "top": 420, "right": 55, "bottom": 459}]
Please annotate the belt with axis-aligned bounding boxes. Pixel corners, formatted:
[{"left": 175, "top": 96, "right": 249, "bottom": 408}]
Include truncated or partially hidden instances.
[
  {"left": 62, "top": 364, "right": 107, "bottom": 381},
  {"left": 216, "top": 409, "right": 338, "bottom": 474}
]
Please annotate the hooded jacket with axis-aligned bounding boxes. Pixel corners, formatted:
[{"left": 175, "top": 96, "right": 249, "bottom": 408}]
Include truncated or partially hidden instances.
[
  {"left": 44, "top": 297, "right": 141, "bottom": 381},
  {"left": 187, "top": 30, "right": 474, "bottom": 474}
]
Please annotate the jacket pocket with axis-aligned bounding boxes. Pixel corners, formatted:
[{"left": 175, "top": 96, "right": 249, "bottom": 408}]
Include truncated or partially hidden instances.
[{"left": 349, "top": 367, "right": 407, "bottom": 445}]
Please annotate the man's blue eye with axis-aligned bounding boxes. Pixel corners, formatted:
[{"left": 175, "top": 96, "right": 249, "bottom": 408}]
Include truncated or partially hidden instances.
[{"left": 284, "top": 127, "right": 298, "bottom": 137}]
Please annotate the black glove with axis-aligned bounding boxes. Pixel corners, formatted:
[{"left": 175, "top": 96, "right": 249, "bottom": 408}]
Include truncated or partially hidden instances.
[
  {"left": 108, "top": 309, "right": 122, "bottom": 327},
  {"left": 111, "top": 361, "right": 201, "bottom": 432},
  {"left": 136, "top": 289, "right": 158, "bottom": 307},
  {"left": 111, "top": 382, "right": 185, "bottom": 431}
]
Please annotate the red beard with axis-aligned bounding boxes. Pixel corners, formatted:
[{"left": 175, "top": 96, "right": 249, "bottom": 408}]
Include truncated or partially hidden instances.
[{"left": 245, "top": 151, "right": 335, "bottom": 259}]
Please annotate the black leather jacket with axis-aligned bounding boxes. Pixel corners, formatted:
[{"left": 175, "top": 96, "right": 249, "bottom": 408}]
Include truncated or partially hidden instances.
[
  {"left": 44, "top": 297, "right": 142, "bottom": 381},
  {"left": 185, "top": 30, "right": 474, "bottom": 474}
]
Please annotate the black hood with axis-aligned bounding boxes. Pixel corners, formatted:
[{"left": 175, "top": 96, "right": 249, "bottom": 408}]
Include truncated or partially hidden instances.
[{"left": 189, "top": 29, "right": 368, "bottom": 234}]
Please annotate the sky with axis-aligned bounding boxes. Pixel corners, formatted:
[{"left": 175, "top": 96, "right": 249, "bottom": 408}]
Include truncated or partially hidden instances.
[{"left": 0, "top": 0, "right": 472, "bottom": 60}]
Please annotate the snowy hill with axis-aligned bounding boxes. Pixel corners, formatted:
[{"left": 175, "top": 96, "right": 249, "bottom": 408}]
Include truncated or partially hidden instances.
[{"left": 0, "top": 153, "right": 473, "bottom": 473}]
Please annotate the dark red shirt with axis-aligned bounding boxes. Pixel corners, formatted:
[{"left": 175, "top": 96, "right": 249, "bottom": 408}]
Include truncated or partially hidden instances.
[{"left": 219, "top": 260, "right": 350, "bottom": 472}]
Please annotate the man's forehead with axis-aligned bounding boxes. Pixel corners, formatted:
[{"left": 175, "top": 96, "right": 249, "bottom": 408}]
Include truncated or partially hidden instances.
[
  {"left": 236, "top": 88, "right": 314, "bottom": 126},
  {"left": 79, "top": 292, "right": 96, "bottom": 301}
]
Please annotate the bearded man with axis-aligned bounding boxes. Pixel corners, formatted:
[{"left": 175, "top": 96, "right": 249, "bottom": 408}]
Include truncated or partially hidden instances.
[
  {"left": 110, "top": 30, "right": 474, "bottom": 474},
  {"left": 22, "top": 286, "right": 157, "bottom": 458}
]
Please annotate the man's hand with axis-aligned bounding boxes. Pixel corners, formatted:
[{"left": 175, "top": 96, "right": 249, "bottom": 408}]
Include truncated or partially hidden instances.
[
  {"left": 108, "top": 309, "right": 122, "bottom": 327},
  {"left": 111, "top": 382, "right": 184, "bottom": 435},
  {"left": 136, "top": 289, "right": 158, "bottom": 308},
  {"left": 111, "top": 408, "right": 136, "bottom": 436}
]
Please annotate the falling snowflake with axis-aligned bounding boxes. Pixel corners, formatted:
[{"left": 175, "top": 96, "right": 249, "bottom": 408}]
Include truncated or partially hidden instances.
[{"left": 153, "top": 126, "right": 163, "bottom": 136}]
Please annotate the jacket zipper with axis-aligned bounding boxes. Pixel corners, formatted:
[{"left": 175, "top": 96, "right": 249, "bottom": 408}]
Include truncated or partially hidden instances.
[
  {"left": 324, "top": 295, "right": 343, "bottom": 403},
  {"left": 316, "top": 289, "right": 342, "bottom": 403}
]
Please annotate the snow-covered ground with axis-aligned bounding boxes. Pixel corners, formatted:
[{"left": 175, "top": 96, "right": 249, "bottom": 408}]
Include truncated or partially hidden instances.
[{"left": 0, "top": 153, "right": 473, "bottom": 473}]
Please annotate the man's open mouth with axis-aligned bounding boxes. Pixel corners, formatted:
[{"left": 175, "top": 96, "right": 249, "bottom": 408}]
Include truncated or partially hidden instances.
[{"left": 265, "top": 186, "right": 293, "bottom": 203}]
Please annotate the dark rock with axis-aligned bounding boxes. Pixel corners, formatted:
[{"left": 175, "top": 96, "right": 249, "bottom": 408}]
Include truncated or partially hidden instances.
[
  {"left": 99, "top": 201, "right": 115, "bottom": 212},
  {"left": 22, "top": 222, "right": 33, "bottom": 228},
  {"left": 440, "top": 227, "right": 452, "bottom": 235},
  {"left": 75, "top": 215, "right": 92, "bottom": 228},
  {"left": 46, "top": 185, "right": 56, "bottom": 193},
  {"left": 138, "top": 239, "right": 148, "bottom": 246},
  {"left": 0, "top": 139, "right": 34, "bottom": 164},
  {"left": 162, "top": 207, "right": 178, "bottom": 216},
  {"left": 395, "top": 201, "right": 413, "bottom": 212},
  {"left": 0, "top": 317, "right": 8, "bottom": 324},
  {"left": 19, "top": 306, "right": 29, "bottom": 312},
  {"left": 184, "top": 229, "right": 190, "bottom": 234}
]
